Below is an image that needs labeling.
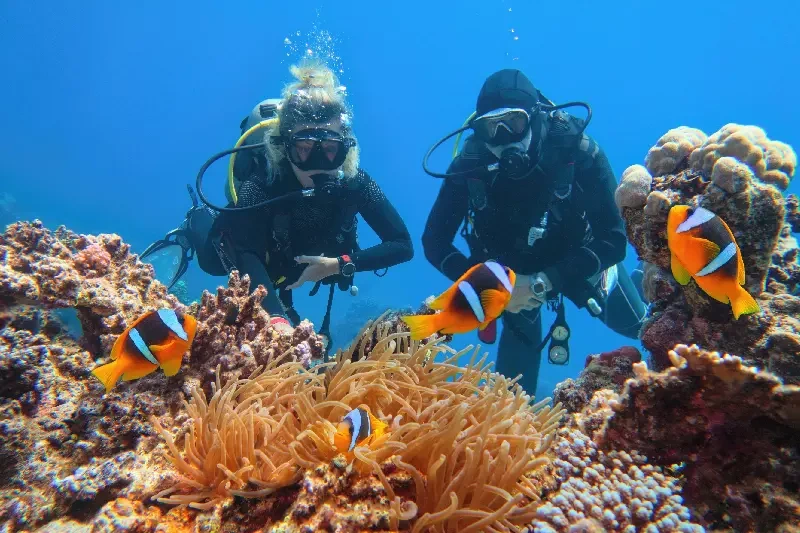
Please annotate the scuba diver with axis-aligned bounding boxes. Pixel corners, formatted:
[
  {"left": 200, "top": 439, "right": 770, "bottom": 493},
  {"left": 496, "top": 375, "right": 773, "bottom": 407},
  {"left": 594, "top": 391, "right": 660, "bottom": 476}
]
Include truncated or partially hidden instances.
[
  {"left": 141, "top": 61, "right": 414, "bottom": 351},
  {"left": 421, "top": 69, "right": 647, "bottom": 396}
]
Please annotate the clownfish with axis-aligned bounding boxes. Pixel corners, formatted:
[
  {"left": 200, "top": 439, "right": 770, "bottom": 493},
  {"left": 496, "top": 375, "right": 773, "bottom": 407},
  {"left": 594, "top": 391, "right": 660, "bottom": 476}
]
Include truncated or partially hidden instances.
[
  {"left": 333, "top": 406, "right": 389, "bottom": 454},
  {"left": 401, "top": 261, "right": 516, "bottom": 341},
  {"left": 91, "top": 308, "right": 197, "bottom": 392},
  {"left": 667, "top": 205, "right": 760, "bottom": 319}
]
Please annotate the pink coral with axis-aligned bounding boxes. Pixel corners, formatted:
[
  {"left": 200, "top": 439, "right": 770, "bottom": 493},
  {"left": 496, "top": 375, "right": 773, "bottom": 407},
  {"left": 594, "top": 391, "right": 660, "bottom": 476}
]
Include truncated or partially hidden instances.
[{"left": 73, "top": 243, "right": 112, "bottom": 275}]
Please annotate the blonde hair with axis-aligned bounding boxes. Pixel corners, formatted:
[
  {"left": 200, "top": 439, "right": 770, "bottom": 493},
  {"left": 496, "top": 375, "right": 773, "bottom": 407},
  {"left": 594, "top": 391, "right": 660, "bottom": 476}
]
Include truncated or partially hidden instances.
[{"left": 264, "top": 60, "right": 360, "bottom": 179}]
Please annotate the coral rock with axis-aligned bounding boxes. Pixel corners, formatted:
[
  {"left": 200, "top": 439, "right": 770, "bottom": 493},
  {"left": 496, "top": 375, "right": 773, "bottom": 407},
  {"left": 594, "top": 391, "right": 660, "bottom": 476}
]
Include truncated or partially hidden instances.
[
  {"left": 645, "top": 126, "right": 707, "bottom": 177},
  {"left": 526, "top": 425, "right": 703, "bottom": 532},
  {"left": 0, "top": 220, "right": 179, "bottom": 355},
  {"left": 689, "top": 123, "right": 796, "bottom": 190},
  {"left": 553, "top": 346, "right": 642, "bottom": 413},
  {"left": 614, "top": 165, "right": 652, "bottom": 212},
  {"left": 599, "top": 344, "right": 800, "bottom": 532},
  {"left": 616, "top": 124, "right": 799, "bottom": 382}
]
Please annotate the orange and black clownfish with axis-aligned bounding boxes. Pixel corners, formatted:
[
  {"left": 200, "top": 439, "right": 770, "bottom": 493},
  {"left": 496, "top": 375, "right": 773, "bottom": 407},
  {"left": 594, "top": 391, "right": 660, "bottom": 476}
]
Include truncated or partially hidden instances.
[
  {"left": 401, "top": 261, "right": 516, "bottom": 342},
  {"left": 91, "top": 308, "right": 197, "bottom": 392},
  {"left": 332, "top": 406, "right": 389, "bottom": 454},
  {"left": 667, "top": 205, "right": 760, "bottom": 320}
]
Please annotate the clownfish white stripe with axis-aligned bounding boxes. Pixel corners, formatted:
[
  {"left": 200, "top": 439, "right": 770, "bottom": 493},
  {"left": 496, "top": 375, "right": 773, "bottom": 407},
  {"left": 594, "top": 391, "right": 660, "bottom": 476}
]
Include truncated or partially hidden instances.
[
  {"left": 343, "top": 408, "right": 370, "bottom": 451},
  {"left": 458, "top": 281, "right": 486, "bottom": 323},
  {"left": 485, "top": 261, "right": 513, "bottom": 293},
  {"left": 676, "top": 207, "right": 716, "bottom": 234},
  {"left": 696, "top": 242, "right": 737, "bottom": 277},
  {"left": 158, "top": 309, "right": 188, "bottom": 341},
  {"left": 129, "top": 328, "right": 159, "bottom": 365}
]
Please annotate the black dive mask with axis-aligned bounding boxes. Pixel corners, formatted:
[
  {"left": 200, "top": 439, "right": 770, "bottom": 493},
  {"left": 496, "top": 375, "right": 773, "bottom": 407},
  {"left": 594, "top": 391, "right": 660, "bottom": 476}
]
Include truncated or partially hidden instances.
[
  {"left": 422, "top": 98, "right": 592, "bottom": 182},
  {"left": 285, "top": 128, "right": 355, "bottom": 172}
]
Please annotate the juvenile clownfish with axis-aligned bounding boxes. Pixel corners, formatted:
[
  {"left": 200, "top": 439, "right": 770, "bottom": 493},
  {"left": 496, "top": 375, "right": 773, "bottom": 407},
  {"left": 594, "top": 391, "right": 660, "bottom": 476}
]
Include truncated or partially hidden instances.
[
  {"left": 91, "top": 309, "right": 197, "bottom": 392},
  {"left": 401, "top": 261, "right": 516, "bottom": 342},
  {"left": 666, "top": 205, "right": 760, "bottom": 319},
  {"left": 333, "top": 406, "right": 389, "bottom": 454}
]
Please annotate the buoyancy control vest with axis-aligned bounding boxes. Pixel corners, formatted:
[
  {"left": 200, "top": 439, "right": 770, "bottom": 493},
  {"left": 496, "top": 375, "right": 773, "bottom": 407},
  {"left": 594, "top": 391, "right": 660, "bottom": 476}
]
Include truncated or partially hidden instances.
[{"left": 459, "top": 109, "right": 598, "bottom": 271}]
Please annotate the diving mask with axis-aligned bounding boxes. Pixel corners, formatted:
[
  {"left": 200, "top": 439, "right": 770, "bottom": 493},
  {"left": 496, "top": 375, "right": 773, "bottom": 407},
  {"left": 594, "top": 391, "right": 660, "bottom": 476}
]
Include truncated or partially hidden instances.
[
  {"left": 471, "top": 107, "right": 531, "bottom": 146},
  {"left": 286, "top": 128, "right": 355, "bottom": 172}
]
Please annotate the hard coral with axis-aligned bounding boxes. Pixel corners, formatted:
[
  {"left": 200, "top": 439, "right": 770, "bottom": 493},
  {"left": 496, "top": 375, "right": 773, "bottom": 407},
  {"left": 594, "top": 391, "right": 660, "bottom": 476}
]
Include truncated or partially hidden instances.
[
  {"left": 617, "top": 125, "right": 800, "bottom": 382},
  {"left": 599, "top": 344, "right": 800, "bottom": 532},
  {"left": 0, "top": 220, "right": 179, "bottom": 355},
  {"left": 645, "top": 126, "right": 707, "bottom": 177},
  {"left": 526, "top": 426, "right": 703, "bottom": 532},
  {"left": 0, "top": 223, "right": 329, "bottom": 531},
  {"left": 553, "top": 346, "right": 642, "bottom": 414},
  {"left": 154, "top": 320, "right": 565, "bottom": 532},
  {"left": 184, "top": 270, "right": 324, "bottom": 394},
  {"left": 689, "top": 123, "right": 796, "bottom": 190}
]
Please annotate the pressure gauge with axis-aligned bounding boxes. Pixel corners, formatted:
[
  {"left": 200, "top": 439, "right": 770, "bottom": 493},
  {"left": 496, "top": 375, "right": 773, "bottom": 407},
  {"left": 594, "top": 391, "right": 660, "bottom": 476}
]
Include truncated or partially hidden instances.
[
  {"left": 552, "top": 325, "right": 570, "bottom": 341},
  {"left": 549, "top": 345, "right": 569, "bottom": 365}
]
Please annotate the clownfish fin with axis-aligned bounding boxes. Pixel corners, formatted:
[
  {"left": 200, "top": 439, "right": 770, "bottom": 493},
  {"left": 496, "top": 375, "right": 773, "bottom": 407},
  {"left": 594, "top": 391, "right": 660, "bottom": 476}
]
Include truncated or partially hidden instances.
[
  {"left": 737, "top": 248, "right": 746, "bottom": 285},
  {"left": 689, "top": 236, "right": 721, "bottom": 266},
  {"left": 401, "top": 313, "right": 444, "bottom": 340},
  {"left": 121, "top": 359, "right": 159, "bottom": 381},
  {"left": 159, "top": 354, "right": 185, "bottom": 377},
  {"left": 730, "top": 285, "right": 760, "bottom": 320},
  {"left": 428, "top": 284, "right": 460, "bottom": 310},
  {"left": 91, "top": 360, "right": 126, "bottom": 393},
  {"left": 479, "top": 289, "right": 509, "bottom": 319},
  {"left": 670, "top": 253, "right": 692, "bottom": 286}
]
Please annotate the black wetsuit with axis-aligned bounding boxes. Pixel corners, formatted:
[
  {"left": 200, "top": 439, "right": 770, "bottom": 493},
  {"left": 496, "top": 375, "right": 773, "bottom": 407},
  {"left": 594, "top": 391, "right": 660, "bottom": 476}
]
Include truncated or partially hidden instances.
[
  {"left": 422, "top": 110, "right": 642, "bottom": 395},
  {"left": 197, "top": 156, "right": 413, "bottom": 329}
]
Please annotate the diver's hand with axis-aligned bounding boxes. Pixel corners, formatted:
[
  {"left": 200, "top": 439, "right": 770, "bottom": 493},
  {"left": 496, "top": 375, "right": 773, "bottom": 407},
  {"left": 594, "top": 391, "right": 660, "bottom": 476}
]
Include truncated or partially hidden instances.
[
  {"left": 506, "top": 273, "right": 551, "bottom": 313},
  {"left": 285, "top": 255, "right": 340, "bottom": 290}
]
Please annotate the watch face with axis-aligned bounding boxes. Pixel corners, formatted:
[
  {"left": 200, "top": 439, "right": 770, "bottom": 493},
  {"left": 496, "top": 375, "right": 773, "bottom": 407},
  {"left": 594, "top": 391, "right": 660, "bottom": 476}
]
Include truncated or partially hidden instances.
[
  {"left": 549, "top": 345, "right": 569, "bottom": 364},
  {"left": 552, "top": 325, "right": 569, "bottom": 341},
  {"left": 342, "top": 262, "right": 356, "bottom": 276}
]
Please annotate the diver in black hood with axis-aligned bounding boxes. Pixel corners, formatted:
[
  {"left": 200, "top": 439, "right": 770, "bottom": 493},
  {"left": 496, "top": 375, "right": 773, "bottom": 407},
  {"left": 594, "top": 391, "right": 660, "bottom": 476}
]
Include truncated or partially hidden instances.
[
  {"left": 141, "top": 62, "right": 414, "bottom": 353},
  {"left": 421, "top": 69, "right": 647, "bottom": 396}
]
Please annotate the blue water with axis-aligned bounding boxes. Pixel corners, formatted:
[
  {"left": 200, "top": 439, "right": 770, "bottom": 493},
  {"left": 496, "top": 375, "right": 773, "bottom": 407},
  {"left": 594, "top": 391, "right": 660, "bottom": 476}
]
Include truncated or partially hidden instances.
[{"left": 1, "top": 1, "right": 798, "bottom": 398}]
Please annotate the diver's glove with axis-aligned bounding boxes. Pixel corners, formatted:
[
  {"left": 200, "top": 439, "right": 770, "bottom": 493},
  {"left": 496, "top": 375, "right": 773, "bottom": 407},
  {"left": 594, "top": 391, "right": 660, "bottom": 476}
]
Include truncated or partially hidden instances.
[{"left": 506, "top": 272, "right": 552, "bottom": 313}]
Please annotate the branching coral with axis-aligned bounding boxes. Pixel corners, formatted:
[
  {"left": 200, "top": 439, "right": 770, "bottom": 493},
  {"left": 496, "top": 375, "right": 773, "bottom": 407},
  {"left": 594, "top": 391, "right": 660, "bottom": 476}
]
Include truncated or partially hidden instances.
[
  {"left": 616, "top": 124, "right": 800, "bottom": 381},
  {"left": 153, "top": 317, "right": 565, "bottom": 532},
  {"left": 598, "top": 344, "right": 800, "bottom": 532}
]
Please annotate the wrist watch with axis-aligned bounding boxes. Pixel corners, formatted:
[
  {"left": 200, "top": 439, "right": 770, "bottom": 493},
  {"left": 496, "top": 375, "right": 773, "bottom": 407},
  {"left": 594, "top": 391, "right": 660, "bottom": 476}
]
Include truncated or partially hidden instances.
[
  {"left": 530, "top": 274, "right": 548, "bottom": 299},
  {"left": 338, "top": 254, "right": 356, "bottom": 277}
]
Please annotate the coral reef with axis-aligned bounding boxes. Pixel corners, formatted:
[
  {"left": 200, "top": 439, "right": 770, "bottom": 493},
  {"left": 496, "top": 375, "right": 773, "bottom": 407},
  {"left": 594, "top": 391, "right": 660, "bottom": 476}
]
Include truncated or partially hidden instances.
[
  {"left": 597, "top": 344, "right": 800, "bottom": 532},
  {"left": 0, "top": 220, "right": 179, "bottom": 355},
  {"left": 615, "top": 124, "right": 800, "bottom": 381},
  {"left": 526, "top": 426, "right": 703, "bottom": 532},
  {"left": 553, "top": 346, "right": 641, "bottom": 413},
  {"left": 0, "top": 222, "right": 326, "bottom": 532},
  {"left": 153, "top": 320, "right": 565, "bottom": 531}
]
